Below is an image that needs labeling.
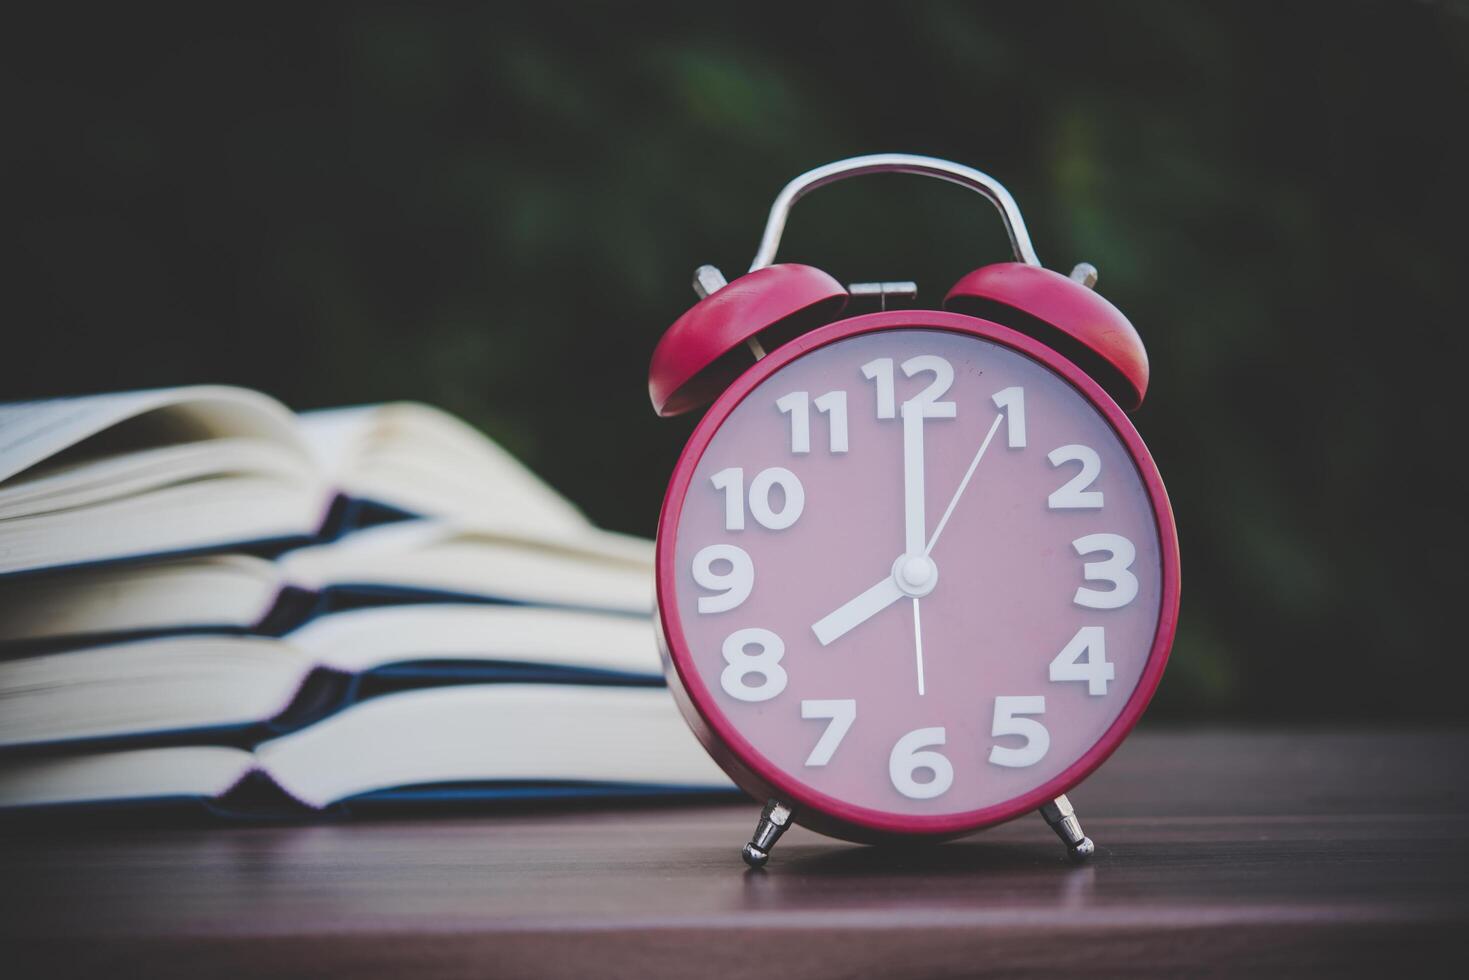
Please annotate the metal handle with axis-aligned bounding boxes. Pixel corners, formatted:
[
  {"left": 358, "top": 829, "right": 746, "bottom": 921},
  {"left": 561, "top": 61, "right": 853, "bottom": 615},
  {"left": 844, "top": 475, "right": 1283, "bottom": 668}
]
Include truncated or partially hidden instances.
[{"left": 748, "top": 153, "right": 1042, "bottom": 272}]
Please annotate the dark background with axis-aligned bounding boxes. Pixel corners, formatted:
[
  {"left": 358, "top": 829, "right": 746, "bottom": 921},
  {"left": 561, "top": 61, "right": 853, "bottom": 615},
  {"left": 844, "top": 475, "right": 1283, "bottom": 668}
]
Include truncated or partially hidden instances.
[{"left": 7, "top": 2, "right": 1466, "bottom": 721}]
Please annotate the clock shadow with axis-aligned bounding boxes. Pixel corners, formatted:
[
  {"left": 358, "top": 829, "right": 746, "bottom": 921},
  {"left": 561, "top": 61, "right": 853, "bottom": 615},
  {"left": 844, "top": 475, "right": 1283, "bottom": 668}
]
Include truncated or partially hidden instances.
[
  {"left": 774, "top": 839, "right": 1060, "bottom": 875},
  {"left": 738, "top": 840, "right": 1099, "bottom": 914}
]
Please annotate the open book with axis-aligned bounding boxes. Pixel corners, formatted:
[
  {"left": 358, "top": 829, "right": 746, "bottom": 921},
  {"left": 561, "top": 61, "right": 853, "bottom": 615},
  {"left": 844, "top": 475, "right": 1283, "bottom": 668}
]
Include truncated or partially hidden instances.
[
  {"left": 0, "top": 387, "right": 608, "bottom": 577},
  {"left": 1, "top": 524, "right": 654, "bottom": 651},
  {"left": 0, "top": 685, "right": 735, "bottom": 815},
  {"left": 0, "top": 605, "right": 663, "bottom": 751},
  {"left": 0, "top": 386, "right": 710, "bottom": 820}
]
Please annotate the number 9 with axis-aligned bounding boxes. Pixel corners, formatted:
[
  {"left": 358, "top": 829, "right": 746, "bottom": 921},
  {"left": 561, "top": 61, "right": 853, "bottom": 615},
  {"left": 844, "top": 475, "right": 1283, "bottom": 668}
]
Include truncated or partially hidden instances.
[{"left": 692, "top": 544, "right": 755, "bottom": 613}]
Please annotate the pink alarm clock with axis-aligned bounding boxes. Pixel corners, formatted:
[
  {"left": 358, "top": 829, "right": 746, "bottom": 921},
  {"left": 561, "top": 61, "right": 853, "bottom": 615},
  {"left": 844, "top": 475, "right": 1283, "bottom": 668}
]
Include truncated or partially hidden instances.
[{"left": 648, "top": 155, "right": 1180, "bottom": 866}]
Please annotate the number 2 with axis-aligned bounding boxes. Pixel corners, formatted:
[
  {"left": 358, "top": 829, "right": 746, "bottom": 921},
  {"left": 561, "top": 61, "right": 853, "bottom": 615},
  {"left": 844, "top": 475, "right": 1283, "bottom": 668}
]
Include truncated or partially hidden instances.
[
  {"left": 900, "top": 355, "right": 956, "bottom": 418},
  {"left": 1048, "top": 445, "right": 1103, "bottom": 509}
]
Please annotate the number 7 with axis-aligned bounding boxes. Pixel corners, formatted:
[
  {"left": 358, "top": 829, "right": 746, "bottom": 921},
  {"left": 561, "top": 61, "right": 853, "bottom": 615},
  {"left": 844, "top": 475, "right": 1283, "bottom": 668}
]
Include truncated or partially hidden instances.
[{"left": 801, "top": 699, "right": 856, "bottom": 766}]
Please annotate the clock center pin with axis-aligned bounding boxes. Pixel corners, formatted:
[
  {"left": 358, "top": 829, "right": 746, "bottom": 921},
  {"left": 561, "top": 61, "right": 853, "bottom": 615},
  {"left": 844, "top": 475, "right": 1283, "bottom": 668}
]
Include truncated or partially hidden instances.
[{"left": 893, "top": 553, "right": 939, "bottom": 597}]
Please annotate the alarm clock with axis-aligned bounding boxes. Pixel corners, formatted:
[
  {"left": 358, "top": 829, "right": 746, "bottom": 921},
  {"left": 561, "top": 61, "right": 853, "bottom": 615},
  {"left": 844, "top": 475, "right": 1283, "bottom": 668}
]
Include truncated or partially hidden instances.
[{"left": 647, "top": 155, "right": 1180, "bottom": 866}]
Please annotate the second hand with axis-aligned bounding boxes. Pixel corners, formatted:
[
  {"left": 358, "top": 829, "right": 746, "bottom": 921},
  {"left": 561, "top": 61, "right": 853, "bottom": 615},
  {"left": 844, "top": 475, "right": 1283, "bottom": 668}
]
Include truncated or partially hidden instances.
[
  {"left": 912, "top": 597, "right": 925, "bottom": 696},
  {"left": 926, "top": 412, "right": 1005, "bottom": 556}
]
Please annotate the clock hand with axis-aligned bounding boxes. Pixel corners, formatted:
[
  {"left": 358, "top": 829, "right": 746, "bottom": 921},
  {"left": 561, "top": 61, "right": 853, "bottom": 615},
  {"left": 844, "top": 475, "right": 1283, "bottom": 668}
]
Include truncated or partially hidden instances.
[
  {"left": 813, "top": 400, "right": 943, "bottom": 650},
  {"left": 925, "top": 412, "right": 1005, "bottom": 556},
  {"left": 901, "top": 401, "right": 927, "bottom": 557},
  {"left": 811, "top": 576, "right": 904, "bottom": 646},
  {"left": 912, "top": 597, "right": 926, "bottom": 696}
]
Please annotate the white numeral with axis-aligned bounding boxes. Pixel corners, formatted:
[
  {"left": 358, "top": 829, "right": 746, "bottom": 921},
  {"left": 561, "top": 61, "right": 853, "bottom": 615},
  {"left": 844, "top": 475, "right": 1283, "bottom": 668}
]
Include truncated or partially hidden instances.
[
  {"left": 1048, "top": 445, "right": 1103, "bottom": 509},
  {"left": 692, "top": 544, "right": 754, "bottom": 614},
  {"left": 720, "top": 628, "right": 787, "bottom": 702},
  {"left": 711, "top": 467, "right": 805, "bottom": 531},
  {"left": 749, "top": 467, "right": 804, "bottom": 529},
  {"left": 900, "top": 355, "right": 957, "bottom": 418},
  {"left": 801, "top": 699, "right": 856, "bottom": 766},
  {"left": 813, "top": 391, "right": 849, "bottom": 453},
  {"left": 861, "top": 357, "right": 896, "bottom": 419},
  {"left": 1048, "top": 626, "right": 1114, "bottom": 695},
  {"left": 889, "top": 727, "right": 954, "bottom": 799},
  {"left": 989, "top": 696, "right": 1049, "bottom": 768},
  {"left": 778, "top": 390, "right": 849, "bottom": 454},
  {"left": 711, "top": 467, "right": 745, "bottom": 531},
  {"left": 991, "top": 386, "right": 1026, "bottom": 448},
  {"left": 1072, "top": 533, "right": 1138, "bottom": 609},
  {"left": 775, "top": 392, "right": 811, "bottom": 454}
]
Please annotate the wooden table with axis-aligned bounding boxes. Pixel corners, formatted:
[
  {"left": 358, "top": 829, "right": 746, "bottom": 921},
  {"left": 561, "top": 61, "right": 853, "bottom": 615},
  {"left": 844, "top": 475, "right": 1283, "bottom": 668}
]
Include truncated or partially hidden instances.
[{"left": 4, "top": 729, "right": 1466, "bottom": 978}]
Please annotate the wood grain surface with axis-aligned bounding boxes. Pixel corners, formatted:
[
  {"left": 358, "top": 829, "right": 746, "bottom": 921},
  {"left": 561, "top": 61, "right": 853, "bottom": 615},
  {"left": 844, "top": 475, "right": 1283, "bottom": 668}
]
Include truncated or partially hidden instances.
[{"left": 4, "top": 729, "right": 1466, "bottom": 978}]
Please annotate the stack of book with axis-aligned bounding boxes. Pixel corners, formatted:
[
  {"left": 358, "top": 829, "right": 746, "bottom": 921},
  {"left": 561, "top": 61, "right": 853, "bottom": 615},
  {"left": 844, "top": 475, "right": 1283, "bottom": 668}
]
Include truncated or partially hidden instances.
[{"left": 0, "top": 386, "right": 731, "bottom": 818}]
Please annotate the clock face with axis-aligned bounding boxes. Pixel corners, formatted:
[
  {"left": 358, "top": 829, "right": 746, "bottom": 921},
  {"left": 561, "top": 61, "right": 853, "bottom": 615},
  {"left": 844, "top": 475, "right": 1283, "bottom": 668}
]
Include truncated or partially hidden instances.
[{"left": 660, "top": 317, "right": 1175, "bottom": 832}]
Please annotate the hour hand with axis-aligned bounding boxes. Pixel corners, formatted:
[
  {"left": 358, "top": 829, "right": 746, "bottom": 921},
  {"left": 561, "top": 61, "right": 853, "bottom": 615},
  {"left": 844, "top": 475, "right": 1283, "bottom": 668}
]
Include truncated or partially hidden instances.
[{"left": 812, "top": 576, "right": 904, "bottom": 646}]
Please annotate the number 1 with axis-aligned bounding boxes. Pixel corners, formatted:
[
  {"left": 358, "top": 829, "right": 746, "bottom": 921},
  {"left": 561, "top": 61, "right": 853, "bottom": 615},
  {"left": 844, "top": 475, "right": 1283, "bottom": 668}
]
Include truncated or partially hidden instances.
[
  {"left": 861, "top": 358, "right": 896, "bottom": 419},
  {"left": 992, "top": 386, "right": 1026, "bottom": 448}
]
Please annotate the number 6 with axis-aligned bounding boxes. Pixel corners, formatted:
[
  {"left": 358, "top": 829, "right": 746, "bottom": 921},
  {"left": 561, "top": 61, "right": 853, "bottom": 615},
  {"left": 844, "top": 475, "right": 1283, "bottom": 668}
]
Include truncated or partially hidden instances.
[{"left": 889, "top": 727, "right": 954, "bottom": 799}]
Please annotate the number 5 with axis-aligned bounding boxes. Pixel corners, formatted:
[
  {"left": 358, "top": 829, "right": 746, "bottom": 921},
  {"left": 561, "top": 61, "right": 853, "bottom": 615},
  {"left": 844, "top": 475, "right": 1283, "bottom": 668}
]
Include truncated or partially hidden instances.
[{"left": 990, "top": 696, "right": 1049, "bottom": 768}]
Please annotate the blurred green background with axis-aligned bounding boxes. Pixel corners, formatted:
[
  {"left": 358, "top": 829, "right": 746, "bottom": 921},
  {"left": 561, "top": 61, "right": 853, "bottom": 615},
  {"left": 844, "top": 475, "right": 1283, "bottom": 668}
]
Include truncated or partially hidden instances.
[{"left": 8, "top": 3, "right": 1466, "bottom": 721}]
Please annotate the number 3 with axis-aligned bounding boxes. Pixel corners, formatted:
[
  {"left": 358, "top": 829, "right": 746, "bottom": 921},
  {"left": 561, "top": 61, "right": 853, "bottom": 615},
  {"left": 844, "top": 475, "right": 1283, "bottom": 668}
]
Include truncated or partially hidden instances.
[{"left": 1072, "top": 533, "right": 1138, "bottom": 609}]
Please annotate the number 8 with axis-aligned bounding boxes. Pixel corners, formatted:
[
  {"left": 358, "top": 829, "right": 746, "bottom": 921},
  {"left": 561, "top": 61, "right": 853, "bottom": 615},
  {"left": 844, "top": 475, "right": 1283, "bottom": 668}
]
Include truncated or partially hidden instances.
[{"left": 720, "top": 628, "right": 787, "bottom": 702}]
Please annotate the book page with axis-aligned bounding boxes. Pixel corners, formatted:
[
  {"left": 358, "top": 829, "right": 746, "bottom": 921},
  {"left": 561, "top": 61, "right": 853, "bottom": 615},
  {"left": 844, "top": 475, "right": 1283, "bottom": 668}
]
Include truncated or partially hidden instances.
[
  {"left": 0, "top": 386, "right": 305, "bottom": 485},
  {"left": 256, "top": 684, "right": 730, "bottom": 808},
  {"left": 298, "top": 402, "right": 591, "bottom": 536},
  {"left": 0, "top": 746, "right": 254, "bottom": 808}
]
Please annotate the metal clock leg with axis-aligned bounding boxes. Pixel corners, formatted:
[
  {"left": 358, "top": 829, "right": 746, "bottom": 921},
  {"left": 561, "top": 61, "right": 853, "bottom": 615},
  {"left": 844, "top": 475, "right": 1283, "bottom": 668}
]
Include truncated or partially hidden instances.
[
  {"left": 1040, "top": 794, "right": 1096, "bottom": 862},
  {"left": 741, "top": 799, "right": 794, "bottom": 868}
]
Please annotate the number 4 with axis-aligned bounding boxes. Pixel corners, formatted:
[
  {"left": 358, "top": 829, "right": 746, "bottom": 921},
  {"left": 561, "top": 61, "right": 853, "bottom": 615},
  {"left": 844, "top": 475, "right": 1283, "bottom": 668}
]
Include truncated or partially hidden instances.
[{"left": 1048, "top": 626, "right": 1114, "bottom": 695}]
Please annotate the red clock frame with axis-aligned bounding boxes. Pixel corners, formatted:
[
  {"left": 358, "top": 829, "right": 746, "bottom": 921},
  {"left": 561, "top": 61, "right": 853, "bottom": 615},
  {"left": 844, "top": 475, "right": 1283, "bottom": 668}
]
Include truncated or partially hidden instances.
[{"left": 656, "top": 309, "right": 1181, "bottom": 844}]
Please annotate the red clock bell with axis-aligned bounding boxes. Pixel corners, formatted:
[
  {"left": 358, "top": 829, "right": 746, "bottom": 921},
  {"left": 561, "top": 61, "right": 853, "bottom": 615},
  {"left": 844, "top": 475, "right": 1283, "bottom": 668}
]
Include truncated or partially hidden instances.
[{"left": 648, "top": 155, "right": 1180, "bottom": 866}]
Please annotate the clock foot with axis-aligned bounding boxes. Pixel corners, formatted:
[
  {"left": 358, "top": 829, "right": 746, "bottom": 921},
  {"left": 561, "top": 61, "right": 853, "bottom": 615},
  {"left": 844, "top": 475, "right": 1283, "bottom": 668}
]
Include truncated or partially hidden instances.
[
  {"left": 1040, "top": 794, "right": 1095, "bottom": 863},
  {"left": 741, "top": 799, "right": 794, "bottom": 868}
]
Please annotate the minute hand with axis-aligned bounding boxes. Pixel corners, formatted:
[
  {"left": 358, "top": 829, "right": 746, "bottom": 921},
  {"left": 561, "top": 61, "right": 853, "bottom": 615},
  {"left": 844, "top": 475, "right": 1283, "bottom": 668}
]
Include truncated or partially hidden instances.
[
  {"left": 901, "top": 401, "right": 927, "bottom": 556},
  {"left": 925, "top": 412, "right": 1005, "bottom": 555}
]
